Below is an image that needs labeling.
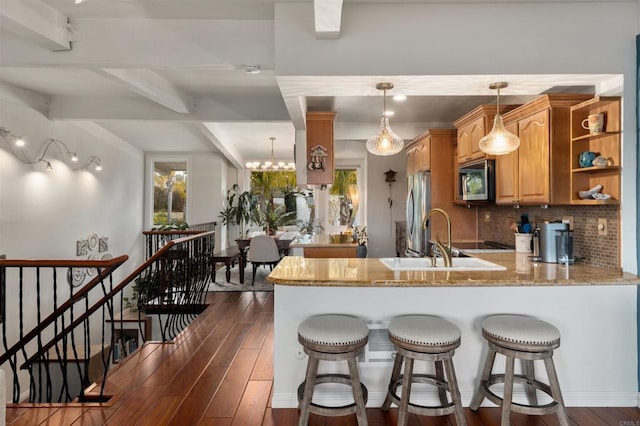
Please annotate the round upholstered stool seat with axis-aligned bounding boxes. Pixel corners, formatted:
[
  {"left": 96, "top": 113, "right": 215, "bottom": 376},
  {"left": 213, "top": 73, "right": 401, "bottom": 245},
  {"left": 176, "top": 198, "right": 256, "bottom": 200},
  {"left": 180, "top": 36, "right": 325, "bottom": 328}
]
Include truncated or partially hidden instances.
[
  {"left": 297, "top": 315, "right": 369, "bottom": 426},
  {"left": 481, "top": 314, "right": 560, "bottom": 352},
  {"left": 470, "top": 315, "right": 569, "bottom": 426},
  {"left": 382, "top": 315, "right": 466, "bottom": 426}
]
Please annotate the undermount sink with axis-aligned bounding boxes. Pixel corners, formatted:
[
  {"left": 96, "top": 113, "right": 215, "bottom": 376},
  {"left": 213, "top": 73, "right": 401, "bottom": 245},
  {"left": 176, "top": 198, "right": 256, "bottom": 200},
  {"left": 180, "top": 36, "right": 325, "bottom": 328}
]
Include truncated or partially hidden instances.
[{"left": 379, "top": 256, "right": 507, "bottom": 271}]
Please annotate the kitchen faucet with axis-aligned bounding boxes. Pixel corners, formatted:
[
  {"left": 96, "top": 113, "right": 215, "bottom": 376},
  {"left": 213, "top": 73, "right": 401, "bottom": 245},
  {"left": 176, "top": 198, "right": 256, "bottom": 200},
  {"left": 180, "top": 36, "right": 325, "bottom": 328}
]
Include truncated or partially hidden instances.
[{"left": 423, "top": 208, "right": 452, "bottom": 267}]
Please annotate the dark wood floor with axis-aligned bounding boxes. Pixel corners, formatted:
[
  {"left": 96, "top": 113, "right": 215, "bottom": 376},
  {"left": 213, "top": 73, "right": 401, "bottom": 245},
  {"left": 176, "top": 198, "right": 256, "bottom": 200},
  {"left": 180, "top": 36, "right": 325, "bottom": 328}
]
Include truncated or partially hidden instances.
[{"left": 6, "top": 291, "right": 640, "bottom": 425}]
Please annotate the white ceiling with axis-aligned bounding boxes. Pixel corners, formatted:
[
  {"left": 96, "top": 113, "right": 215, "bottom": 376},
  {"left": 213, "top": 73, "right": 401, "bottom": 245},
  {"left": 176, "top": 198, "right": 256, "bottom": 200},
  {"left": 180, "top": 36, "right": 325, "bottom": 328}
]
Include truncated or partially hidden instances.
[{"left": 0, "top": 0, "right": 622, "bottom": 169}]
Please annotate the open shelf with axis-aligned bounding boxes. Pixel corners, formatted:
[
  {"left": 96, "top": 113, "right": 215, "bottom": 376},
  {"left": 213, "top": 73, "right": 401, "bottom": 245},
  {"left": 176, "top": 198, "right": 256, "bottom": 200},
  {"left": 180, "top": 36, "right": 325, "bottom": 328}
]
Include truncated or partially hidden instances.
[{"left": 569, "top": 96, "right": 621, "bottom": 205}]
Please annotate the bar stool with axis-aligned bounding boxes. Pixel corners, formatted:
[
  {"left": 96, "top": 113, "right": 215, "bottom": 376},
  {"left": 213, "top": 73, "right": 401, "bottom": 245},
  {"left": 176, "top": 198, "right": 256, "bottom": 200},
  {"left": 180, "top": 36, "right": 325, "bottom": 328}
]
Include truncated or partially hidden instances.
[
  {"left": 469, "top": 314, "right": 569, "bottom": 426},
  {"left": 381, "top": 315, "right": 466, "bottom": 426},
  {"left": 297, "top": 314, "right": 369, "bottom": 426}
]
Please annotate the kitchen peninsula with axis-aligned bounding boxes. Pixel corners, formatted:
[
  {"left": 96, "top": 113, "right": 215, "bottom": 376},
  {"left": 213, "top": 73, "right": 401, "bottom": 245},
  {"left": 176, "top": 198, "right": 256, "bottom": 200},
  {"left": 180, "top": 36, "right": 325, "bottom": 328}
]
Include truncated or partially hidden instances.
[{"left": 268, "top": 255, "right": 639, "bottom": 408}]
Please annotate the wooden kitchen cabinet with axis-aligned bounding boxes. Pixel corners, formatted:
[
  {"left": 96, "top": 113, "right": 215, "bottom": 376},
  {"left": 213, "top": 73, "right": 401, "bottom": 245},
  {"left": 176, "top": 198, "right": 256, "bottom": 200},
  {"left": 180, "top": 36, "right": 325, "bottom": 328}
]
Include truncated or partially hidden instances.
[
  {"left": 453, "top": 105, "right": 518, "bottom": 164},
  {"left": 494, "top": 121, "right": 519, "bottom": 204},
  {"left": 569, "top": 96, "right": 621, "bottom": 205},
  {"left": 406, "top": 138, "right": 430, "bottom": 173},
  {"left": 405, "top": 129, "right": 475, "bottom": 242},
  {"left": 306, "top": 111, "right": 336, "bottom": 185},
  {"left": 497, "top": 94, "right": 591, "bottom": 205}
]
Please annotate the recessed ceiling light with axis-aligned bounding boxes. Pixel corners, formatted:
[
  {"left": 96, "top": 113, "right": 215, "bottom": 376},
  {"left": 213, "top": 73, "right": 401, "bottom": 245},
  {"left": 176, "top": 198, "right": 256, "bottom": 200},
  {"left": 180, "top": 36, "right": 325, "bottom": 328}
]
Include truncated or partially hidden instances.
[
  {"left": 242, "top": 65, "right": 262, "bottom": 74},
  {"left": 393, "top": 94, "right": 407, "bottom": 101}
]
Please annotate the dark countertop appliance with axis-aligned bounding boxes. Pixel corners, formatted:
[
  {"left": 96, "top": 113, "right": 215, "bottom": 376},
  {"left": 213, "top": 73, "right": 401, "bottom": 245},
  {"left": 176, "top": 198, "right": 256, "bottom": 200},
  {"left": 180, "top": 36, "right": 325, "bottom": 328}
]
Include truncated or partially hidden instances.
[{"left": 537, "top": 222, "right": 571, "bottom": 263}]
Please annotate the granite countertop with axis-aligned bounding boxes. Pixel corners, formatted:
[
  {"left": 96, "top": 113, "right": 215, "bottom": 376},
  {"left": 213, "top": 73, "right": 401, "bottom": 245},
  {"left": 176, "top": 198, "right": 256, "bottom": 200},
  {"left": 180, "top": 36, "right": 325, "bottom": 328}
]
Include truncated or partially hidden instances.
[
  {"left": 289, "top": 234, "right": 358, "bottom": 248},
  {"left": 267, "top": 253, "right": 640, "bottom": 287}
]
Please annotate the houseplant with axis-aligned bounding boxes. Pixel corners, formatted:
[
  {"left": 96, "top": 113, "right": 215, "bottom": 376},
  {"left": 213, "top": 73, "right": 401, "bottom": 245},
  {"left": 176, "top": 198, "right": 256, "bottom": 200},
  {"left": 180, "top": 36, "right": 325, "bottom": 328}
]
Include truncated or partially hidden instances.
[
  {"left": 218, "top": 185, "right": 256, "bottom": 239},
  {"left": 352, "top": 225, "right": 367, "bottom": 258}
]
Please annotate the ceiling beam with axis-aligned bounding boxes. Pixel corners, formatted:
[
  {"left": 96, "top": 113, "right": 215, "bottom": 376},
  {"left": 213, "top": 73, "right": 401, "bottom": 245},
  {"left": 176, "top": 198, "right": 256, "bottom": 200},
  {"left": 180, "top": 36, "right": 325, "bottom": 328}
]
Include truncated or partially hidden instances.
[
  {"left": 47, "top": 95, "right": 289, "bottom": 121},
  {"left": 99, "top": 68, "right": 192, "bottom": 114},
  {"left": 313, "top": 0, "right": 343, "bottom": 40},
  {"left": 197, "top": 123, "right": 244, "bottom": 169},
  {"left": 0, "top": 0, "right": 71, "bottom": 51}
]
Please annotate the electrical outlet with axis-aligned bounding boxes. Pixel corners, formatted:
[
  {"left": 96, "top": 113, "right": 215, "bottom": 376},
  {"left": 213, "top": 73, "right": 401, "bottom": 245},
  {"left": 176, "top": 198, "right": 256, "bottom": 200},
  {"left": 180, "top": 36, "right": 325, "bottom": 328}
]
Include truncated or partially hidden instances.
[
  {"left": 484, "top": 212, "right": 491, "bottom": 223},
  {"left": 597, "top": 218, "right": 607, "bottom": 236},
  {"left": 295, "top": 347, "right": 306, "bottom": 360},
  {"left": 562, "top": 216, "right": 574, "bottom": 230}
]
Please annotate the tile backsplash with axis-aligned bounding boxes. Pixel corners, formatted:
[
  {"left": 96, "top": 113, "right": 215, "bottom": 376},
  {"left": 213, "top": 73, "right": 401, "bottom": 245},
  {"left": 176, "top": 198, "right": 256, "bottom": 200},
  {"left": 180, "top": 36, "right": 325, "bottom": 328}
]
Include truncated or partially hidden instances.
[{"left": 477, "top": 204, "right": 619, "bottom": 270}]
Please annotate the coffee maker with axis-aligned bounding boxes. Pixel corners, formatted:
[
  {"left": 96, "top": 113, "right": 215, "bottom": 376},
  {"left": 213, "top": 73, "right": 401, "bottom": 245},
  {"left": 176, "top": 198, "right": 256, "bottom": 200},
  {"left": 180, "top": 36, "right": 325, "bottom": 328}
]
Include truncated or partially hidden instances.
[{"left": 536, "top": 222, "right": 573, "bottom": 263}]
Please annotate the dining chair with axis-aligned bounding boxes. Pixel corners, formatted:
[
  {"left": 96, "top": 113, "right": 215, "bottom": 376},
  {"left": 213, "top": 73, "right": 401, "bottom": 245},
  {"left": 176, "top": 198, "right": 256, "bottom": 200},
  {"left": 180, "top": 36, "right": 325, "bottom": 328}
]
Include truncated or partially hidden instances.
[{"left": 248, "top": 235, "right": 281, "bottom": 285}]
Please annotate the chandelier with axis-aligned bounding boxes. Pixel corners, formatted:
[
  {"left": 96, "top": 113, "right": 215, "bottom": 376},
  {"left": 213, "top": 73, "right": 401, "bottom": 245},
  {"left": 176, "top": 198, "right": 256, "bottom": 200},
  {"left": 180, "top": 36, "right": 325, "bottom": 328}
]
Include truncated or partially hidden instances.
[
  {"left": 478, "top": 81, "right": 520, "bottom": 155},
  {"left": 366, "top": 82, "right": 405, "bottom": 156},
  {"left": 245, "top": 137, "right": 295, "bottom": 171}
]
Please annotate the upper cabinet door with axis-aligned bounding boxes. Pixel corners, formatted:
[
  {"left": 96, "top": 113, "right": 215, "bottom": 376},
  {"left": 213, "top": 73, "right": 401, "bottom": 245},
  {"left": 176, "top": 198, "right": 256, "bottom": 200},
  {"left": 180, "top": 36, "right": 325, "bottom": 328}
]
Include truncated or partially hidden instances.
[
  {"left": 416, "top": 139, "right": 431, "bottom": 171},
  {"left": 457, "top": 127, "right": 472, "bottom": 163},
  {"left": 468, "top": 117, "right": 486, "bottom": 161},
  {"left": 495, "top": 121, "right": 520, "bottom": 205},
  {"left": 517, "top": 109, "right": 550, "bottom": 204}
]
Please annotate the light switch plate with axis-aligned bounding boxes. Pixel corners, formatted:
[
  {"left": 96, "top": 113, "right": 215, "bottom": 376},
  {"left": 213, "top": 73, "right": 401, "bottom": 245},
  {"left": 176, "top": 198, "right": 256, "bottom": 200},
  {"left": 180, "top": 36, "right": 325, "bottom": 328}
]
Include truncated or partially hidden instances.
[{"left": 598, "top": 218, "right": 607, "bottom": 236}]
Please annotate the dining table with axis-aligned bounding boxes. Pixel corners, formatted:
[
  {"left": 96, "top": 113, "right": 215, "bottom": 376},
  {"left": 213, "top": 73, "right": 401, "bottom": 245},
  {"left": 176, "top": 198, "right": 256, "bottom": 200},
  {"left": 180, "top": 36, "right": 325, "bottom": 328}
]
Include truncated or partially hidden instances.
[{"left": 235, "top": 234, "right": 295, "bottom": 284}]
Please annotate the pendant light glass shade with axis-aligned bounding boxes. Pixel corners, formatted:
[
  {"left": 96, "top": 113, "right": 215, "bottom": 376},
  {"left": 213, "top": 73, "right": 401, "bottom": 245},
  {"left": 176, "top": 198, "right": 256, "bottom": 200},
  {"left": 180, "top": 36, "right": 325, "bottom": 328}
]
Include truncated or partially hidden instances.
[
  {"left": 366, "top": 82, "right": 404, "bottom": 156},
  {"left": 478, "top": 82, "right": 520, "bottom": 155},
  {"left": 366, "top": 116, "right": 405, "bottom": 156}
]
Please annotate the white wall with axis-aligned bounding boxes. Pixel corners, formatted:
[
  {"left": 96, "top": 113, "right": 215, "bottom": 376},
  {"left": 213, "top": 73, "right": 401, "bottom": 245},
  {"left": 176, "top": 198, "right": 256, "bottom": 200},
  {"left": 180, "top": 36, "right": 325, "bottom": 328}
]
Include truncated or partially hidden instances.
[
  {"left": 0, "top": 88, "right": 144, "bottom": 265},
  {"left": 0, "top": 82, "right": 145, "bottom": 401},
  {"left": 189, "top": 153, "right": 229, "bottom": 250},
  {"left": 366, "top": 150, "right": 407, "bottom": 258}
]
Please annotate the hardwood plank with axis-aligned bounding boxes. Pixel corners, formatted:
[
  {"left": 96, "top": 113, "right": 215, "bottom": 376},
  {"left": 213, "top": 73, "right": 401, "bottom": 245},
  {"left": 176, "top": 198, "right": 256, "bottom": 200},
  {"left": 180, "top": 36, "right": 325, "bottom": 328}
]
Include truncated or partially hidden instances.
[
  {"left": 104, "top": 385, "right": 167, "bottom": 425},
  {"left": 135, "top": 396, "right": 182, "bottom": 426},
  {"left": 70, "top": 408, "right": 116, "bottom": 426},
  {"left": 141, "top": 331, "right": 211, "bottom": 387},
  {"left": 38, "top": 406, "right": 84, "bottom": 425},
  {"left": 230, "top": 380, "right": 272, "bottom": 426},
  {"left": 242, "top": 312, "right": 273, "bottom": 349},
  {"left": 263, "top": 407, "right": 295, "bottom": 426},
  {"left": 6, "top": 407, "right": 29, "bottom": 424},
  {"left": 250, "top": 321, "right": 274, "bottom": 381},
  {"left": 160, "top": 336, "right": 223, "bottom": 397},
  {"left": 617, "top": 406, "right": 640, "bottom": 420},
  {"left": 8, "top": 407, "right": 59, "bottom": 425},
  {"left": 198, "top": 418, "right": 232, "bottom": 426},
  {"left": 204, "top": 348, "right": 260, "bottom": 417},
  {"left": 588, "top": 407, "right": 640, "bottom": 424},
  {"left": 166, "top": 366, "right": 227, "bottom": 426},
  {"left": 209, "top": 323, "right": 252, "bottom": 368}
]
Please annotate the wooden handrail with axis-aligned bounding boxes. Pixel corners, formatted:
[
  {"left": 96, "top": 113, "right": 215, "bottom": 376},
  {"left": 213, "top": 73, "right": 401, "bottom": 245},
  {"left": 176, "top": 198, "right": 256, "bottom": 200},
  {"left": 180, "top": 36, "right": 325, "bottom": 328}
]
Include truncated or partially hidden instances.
[
  {"left": 14, "top": 230, "right": 216, "bottom": 366},
  {"left": 0, "top": 255, "right": 128, "bottom": 366}
]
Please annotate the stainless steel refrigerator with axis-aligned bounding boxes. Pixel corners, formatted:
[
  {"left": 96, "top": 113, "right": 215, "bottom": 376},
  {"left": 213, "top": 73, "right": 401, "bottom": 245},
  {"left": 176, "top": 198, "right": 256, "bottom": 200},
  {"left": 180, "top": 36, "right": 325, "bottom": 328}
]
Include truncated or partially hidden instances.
[{"left": 405, "top": 172, "right": 430, "bottom": 257}]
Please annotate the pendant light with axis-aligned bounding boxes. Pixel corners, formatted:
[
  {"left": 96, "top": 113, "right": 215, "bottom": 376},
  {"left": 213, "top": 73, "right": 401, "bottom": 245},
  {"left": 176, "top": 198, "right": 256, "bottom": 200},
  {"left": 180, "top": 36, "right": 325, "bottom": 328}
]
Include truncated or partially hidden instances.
[
  {"left": 366, "top": 82, "right": 404, "bottom": 156},
  {"left": 245, "top": 137, "right": 295, "bottom": 171},
  {"left": 479, "top": 82, "right": 520, "bottom": 155}
]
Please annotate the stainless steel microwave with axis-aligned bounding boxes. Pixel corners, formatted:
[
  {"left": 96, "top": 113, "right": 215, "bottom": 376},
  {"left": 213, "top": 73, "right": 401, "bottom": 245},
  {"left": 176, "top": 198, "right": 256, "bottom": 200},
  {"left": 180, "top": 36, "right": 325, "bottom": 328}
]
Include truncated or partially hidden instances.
[{"left": 458, "top": 159, "right": 495, "bottom": 201}]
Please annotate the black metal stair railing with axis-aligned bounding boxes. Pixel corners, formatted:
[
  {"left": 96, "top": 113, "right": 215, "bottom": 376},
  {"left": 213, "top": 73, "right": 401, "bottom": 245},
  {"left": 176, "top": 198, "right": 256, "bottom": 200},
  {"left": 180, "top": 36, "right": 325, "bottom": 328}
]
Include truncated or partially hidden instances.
[
  {"left": 0, "top": 228, "right": 216, "bottom": 404},
  {"left": 137, "top": 230, "right": 216, "bottom": 341},
  {"left": 0, "top": 256, "right": 128, "bottom": 403}
]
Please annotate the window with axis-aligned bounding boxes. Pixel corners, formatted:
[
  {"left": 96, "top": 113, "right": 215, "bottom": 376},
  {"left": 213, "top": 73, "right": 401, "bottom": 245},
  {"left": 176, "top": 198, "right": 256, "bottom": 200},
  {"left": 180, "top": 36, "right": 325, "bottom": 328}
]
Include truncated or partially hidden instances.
[
  {"left": 329, "top": 169, "right": 358, "bottom": 227},
  {"left": 145, "top": 157, "right": 189, "bottom": 229}
]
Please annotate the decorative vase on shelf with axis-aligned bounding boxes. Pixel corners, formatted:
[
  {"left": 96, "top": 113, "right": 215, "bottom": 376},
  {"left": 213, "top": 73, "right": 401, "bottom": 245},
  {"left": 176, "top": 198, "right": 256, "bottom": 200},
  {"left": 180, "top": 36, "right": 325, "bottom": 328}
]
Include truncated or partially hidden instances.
[{"left": 356, "top": 245, "right": 367, "bottom": 258}]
